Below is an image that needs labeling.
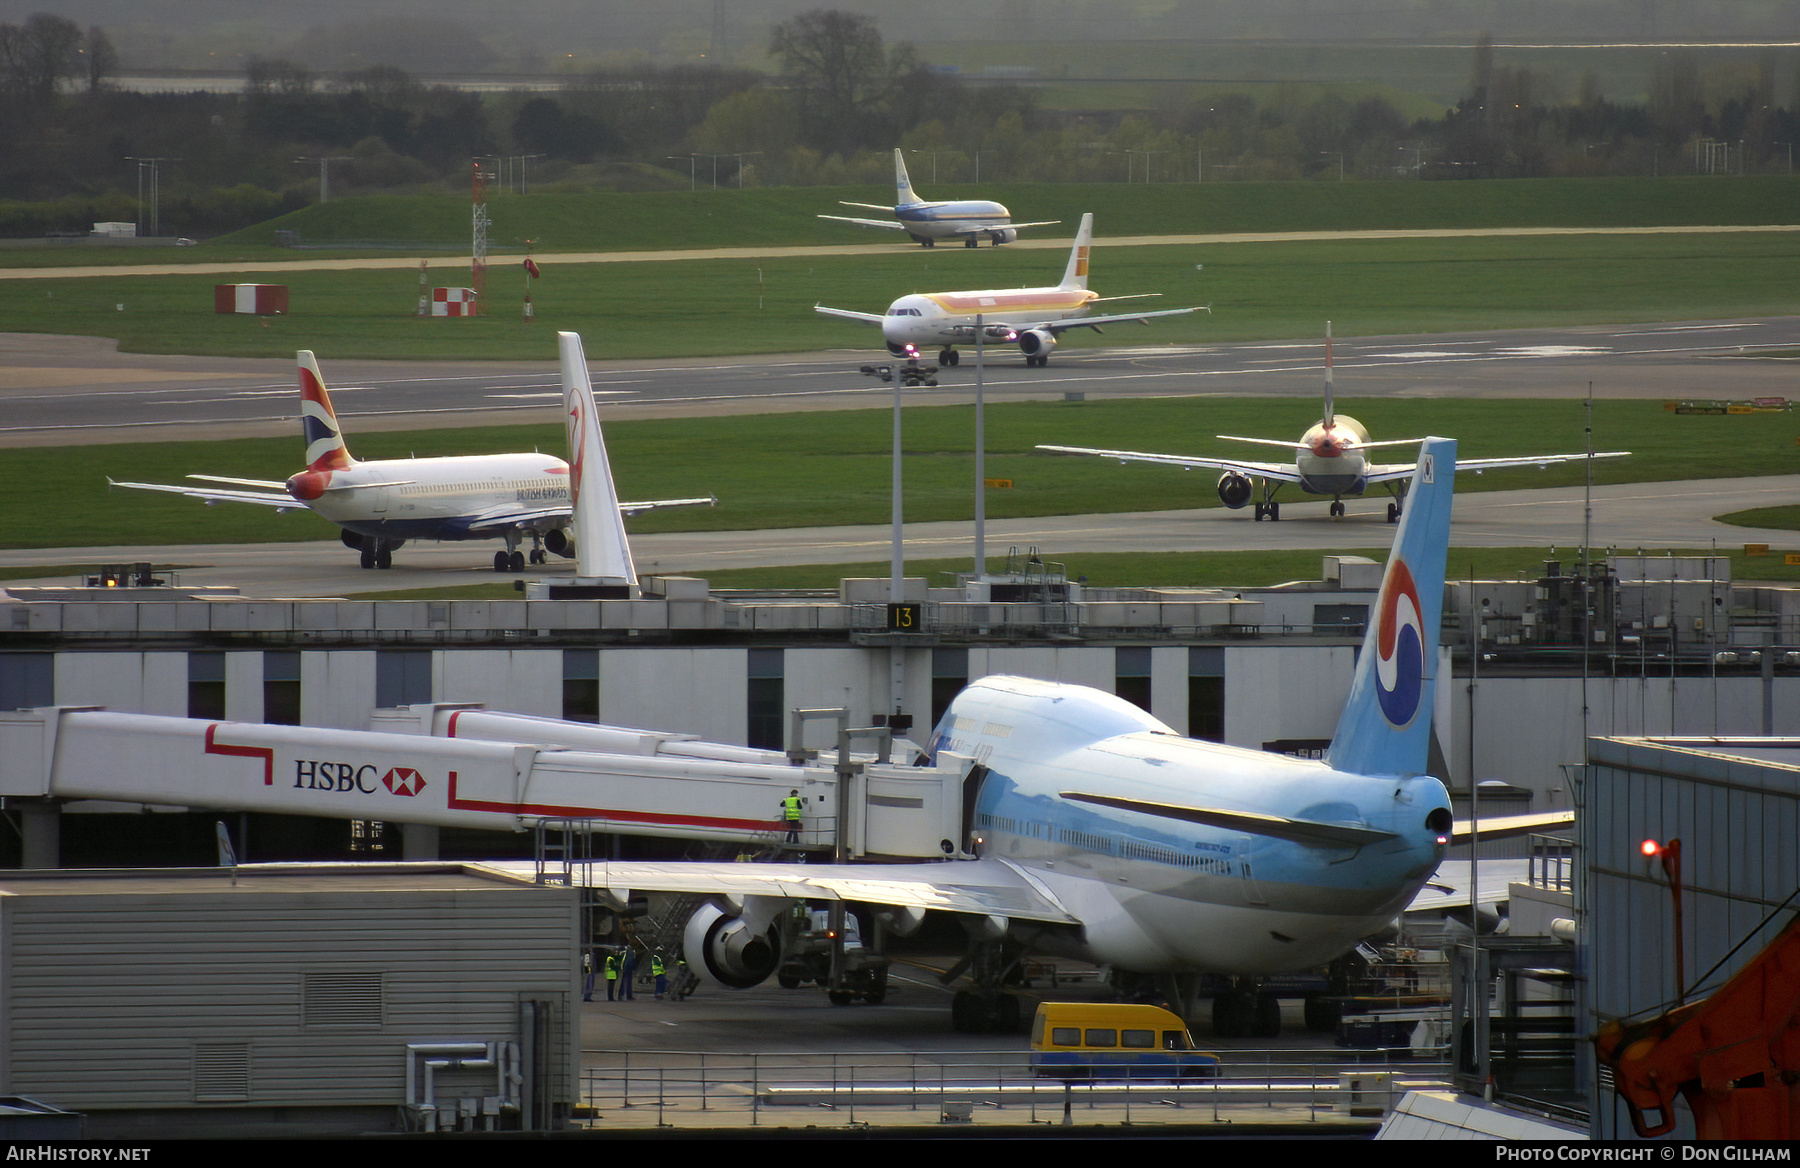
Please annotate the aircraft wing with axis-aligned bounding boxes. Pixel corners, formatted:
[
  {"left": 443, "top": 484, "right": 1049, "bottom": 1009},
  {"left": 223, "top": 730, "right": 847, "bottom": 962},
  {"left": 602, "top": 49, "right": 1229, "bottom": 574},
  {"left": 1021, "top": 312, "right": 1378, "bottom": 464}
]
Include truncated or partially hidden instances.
[
  {"left": 1035, "top": 445, "right": 1305, "bottom": 485},
  {"left": 108, "top": 477, "right": 303, "bottom": 510},
  {"left": 1461, "top": 451, "right": 1631, "bottom": 473},
  {"left": 478, "top": 856, "right": 1082, "bottom": 925},
  {"left": 1039, "top": 305, "right": 1204, "bottom": 336},
  {"left": 618, "top": 496, "right": 717, "bottom": 517},
  {"left": 818, "top": 214, "right": 907, "bottom": 232},
  {"left": 1364, "top": 450, "right": 1631, "bottom": 486},
  {"left": 941, "top": 219, "right": 1060, "bottom": 239},
  {"left": 814, "top": 305, "right": 886, "bottom": 325}
]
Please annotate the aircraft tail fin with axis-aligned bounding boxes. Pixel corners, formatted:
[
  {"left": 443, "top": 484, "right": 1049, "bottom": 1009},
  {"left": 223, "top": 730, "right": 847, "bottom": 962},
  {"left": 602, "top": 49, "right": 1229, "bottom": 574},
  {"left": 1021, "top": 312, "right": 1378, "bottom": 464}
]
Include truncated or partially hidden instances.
[
  {"left": 558, "top": 331, "right": 638, "bottom": 584},
  {"left": 297, "top": 350, "right": 355, "bottom": 471},
  {"left": 1058, "top": 213, "right": 1095, "bottom": 290},
  {"left": 1322, "top": 321, "right": 1335, "bottom": 430},
  {"left": 893, "top": 148, "right": 919, "bottom": 205},
  {"left": 1323, "top": 437, "right": 1456, "bottom": 777}
]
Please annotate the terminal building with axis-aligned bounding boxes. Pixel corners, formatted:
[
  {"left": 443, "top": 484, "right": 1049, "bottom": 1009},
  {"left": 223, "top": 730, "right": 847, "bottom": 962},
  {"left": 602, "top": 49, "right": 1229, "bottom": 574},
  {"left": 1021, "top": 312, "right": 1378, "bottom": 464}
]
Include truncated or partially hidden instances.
[{"left": 1, "top": 553, "right": 1796, "bottom": 1136}]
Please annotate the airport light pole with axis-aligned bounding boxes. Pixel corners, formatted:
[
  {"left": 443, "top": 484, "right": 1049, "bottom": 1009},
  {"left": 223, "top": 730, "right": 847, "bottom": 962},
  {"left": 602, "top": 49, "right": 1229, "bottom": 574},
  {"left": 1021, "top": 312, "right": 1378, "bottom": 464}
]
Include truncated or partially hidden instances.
[
  {"left": 730, "top": 151, "right": 762, "bottom": 187},
  {"left": 125, "top": 156, "right": 168, "bottom": 237},
  {"left": 1124, "top": 149, "right": 1163, "bottom": 183},
  {"left": 295, "top": 155, "right": 351, "bottom": 202},
  {"left": 909, "top": 148, "right": 951, "bottom": 183}
]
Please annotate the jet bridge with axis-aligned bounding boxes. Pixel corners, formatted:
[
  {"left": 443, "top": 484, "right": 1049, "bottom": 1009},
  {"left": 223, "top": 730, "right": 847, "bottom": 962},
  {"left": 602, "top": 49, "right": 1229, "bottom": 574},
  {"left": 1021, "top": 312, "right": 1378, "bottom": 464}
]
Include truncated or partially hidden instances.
[{"left": 0, "top": 706, "right": 975, "bottom": 862}]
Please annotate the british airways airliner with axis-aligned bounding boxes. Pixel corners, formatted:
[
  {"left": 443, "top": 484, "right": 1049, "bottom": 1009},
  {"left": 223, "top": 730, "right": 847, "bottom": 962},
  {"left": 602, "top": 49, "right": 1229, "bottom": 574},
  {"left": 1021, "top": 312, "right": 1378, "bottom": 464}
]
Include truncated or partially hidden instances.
[
  {"left": 110, "top": 349, "right": 712, "bottom": 573},
  {"left": 819, "top": 148, "right": 1057, "bottom": 248}
]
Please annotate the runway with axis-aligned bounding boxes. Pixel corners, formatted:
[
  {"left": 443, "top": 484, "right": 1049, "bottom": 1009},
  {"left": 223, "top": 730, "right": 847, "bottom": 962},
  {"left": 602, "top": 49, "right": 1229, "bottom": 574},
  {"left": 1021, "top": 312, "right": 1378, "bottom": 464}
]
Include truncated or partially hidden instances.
[
  {"left": 7, "top": 475, "right": 1794, "bottom": 599},
  {"left": 2, "top": 316, "right": 1796, "bottom": 446}
]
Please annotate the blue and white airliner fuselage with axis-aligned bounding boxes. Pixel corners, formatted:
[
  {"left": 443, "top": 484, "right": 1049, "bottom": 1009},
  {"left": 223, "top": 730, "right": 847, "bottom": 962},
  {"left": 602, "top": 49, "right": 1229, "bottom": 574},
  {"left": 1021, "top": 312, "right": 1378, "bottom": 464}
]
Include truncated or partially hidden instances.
[
  {"left": 818, "top": 148, "right": 1057, "bottom": 248},
  {"left": 934, "top": 678, "right": 1451, "bottom": 974}
]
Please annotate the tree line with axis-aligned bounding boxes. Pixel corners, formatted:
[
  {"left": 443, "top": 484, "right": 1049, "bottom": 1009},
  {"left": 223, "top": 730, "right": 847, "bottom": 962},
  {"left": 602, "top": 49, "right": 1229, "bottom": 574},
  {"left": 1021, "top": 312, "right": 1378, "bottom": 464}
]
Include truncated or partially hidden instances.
[{"left": 1, "top": 9, "right": 1794, "bottom": 239}]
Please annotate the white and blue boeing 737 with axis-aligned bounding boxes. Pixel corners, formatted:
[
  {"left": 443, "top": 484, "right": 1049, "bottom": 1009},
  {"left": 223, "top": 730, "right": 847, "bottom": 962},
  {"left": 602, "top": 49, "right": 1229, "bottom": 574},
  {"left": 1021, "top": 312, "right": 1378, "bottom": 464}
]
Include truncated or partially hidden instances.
[
  {"left": 819, "top": 148, "right": 1057, "bottom": 248},
  {"left": 551, "top": 438, "right": 1463, "bottom": 1036}
]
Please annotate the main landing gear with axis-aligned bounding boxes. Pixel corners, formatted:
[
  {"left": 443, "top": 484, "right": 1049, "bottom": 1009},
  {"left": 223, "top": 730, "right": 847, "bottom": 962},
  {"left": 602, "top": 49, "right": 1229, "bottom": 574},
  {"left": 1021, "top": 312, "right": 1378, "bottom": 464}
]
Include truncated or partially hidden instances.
[
  {"left": 350, "top": 533, "right": 400, "bottom": 570},
  {"left": 1253, "top": 502, "right": 1281, "bottom": 521},
  {"left": 1211, "top": 980, "right": 1283, "bottom": 1038},
  {"left": 491, "top": 531, "right": 547, "bottom": 573}
]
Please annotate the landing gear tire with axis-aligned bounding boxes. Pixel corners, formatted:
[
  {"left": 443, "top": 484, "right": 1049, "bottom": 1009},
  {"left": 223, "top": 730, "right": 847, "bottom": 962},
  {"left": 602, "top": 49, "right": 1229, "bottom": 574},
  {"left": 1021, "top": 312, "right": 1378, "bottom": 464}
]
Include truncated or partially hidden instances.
[
  {"left": 510, "top": 550, "right": 526, "bottom": 572},
  {"left": 1255, "top": 993, "right": 1282, "bottom": 1038},
  {"left": 360, "top": 544, "right": 376, "bottom": 569},
  {"left": 493, "top": 551, "right": 510, "bottom": 573},
  {"left": 940, "top": 349, "right": 960, "bottom": 366},
  {"left": 529, "top": 548, "right": 545, "bottom": 566},
  {"left": 1329, "top": 501, "right": 1345, "bottom": 518},
  {"left": 964, "top": 237, "right": 977, "bottom": 248},
  {"left": 951, "top": 990, "right": 984, "bottom": 1033},
  {"left": 1386, "top": 502, "right": 1401, "bottom": 523},
  {"left": 375, "top": 545, "right": 392, "bottom": 569},
  {"left": 829, "top": 990, "right": 854, "bottom": 1007}
]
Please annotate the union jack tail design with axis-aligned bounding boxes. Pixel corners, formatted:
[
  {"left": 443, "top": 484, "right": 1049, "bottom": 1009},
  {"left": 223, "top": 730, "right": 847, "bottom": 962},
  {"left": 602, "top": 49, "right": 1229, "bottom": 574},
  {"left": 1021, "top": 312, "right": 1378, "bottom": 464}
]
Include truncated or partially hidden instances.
[
  {"left": 297, "top": 350, "right": 355, "bottom": 472},
  {"left": 1325, "top": 437, "right": 1456, "bottom": 777}
]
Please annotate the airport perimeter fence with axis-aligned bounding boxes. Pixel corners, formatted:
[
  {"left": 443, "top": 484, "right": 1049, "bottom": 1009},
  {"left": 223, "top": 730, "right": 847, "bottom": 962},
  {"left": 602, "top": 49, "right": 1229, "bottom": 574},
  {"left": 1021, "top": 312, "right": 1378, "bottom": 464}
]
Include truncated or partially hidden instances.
[{"left": 577, "top": 1046, "right": 1453, "bottom": 1129}]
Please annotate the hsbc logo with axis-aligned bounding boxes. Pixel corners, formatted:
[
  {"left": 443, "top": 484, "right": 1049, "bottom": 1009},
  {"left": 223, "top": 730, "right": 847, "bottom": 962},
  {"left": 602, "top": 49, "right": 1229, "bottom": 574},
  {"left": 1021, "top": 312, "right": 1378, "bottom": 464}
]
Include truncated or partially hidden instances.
[
  {"left": 383, "top": 767, "right": 426, "bottom": 797},
  {"left": 293, "top": 760, "right": 428, "bottom": 798}
]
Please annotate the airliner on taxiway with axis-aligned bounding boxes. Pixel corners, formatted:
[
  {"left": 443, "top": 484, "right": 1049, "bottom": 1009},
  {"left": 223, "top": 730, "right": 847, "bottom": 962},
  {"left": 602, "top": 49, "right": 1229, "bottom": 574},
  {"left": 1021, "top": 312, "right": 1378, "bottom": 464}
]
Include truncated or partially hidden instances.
[
  {"left": 816, "top": 213, "right": 1203, "bottom": 368},
  {"left": 819, "top": 148, "right": 1057, "bottom": 248},
  {"left": 111, "top": 349, "right": 712, "bottom": 572}
]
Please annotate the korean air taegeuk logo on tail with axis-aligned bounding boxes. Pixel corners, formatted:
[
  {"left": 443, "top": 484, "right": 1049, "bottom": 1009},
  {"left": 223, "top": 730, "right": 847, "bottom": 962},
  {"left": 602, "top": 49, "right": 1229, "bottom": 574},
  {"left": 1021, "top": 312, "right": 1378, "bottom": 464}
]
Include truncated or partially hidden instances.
[{"left": 1374, "top": 559, "right": 1425, "bottom": 726}]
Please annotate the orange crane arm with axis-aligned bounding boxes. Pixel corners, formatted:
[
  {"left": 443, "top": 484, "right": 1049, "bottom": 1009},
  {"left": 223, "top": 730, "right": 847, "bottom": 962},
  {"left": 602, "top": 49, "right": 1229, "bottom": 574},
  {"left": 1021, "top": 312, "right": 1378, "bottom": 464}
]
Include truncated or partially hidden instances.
[{"left": 1594, "top": 913, "right": 1800, "bottom": 1139}]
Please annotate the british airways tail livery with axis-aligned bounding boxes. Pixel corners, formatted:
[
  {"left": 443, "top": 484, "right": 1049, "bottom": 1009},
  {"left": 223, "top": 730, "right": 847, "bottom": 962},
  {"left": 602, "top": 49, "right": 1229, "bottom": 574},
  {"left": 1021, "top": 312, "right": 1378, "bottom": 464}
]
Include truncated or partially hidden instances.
[
  {"left": 819, "top": 148, "right": 1057, "bottom": 248},
  {"left": 110, "top": 340, "right": 714, "bottom": 573},
  {"left": 544, "top": 439, "right": 1461, "bottom": 1036}
]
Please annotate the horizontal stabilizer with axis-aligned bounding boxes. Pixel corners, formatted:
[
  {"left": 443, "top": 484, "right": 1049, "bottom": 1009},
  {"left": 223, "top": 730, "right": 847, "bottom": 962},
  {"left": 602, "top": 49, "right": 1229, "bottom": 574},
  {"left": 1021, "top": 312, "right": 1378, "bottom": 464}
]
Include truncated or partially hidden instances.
[
  {"left": 1453, "top": 809, "right": 1574, "bottom": 845},
  {"left": 189, "top": 474, "right": 287, "bottom": 490},
  {"left": 1060, "top": 790, "right": 1398, "bottom": 849},
  {"left": 818, "top": 214, "right": 908, "bottom": 232},
  {"left": 619, "top": 495, "right": 717, "bottom": 517}
]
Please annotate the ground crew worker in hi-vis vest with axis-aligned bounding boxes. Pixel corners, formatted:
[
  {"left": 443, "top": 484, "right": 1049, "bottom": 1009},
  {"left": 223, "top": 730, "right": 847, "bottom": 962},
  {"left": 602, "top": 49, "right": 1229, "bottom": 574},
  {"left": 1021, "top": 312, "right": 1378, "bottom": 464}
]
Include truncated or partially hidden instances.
[
  {"left": 782, "top": 788, "right": 803, "bottom": 844},
  {"left": 653, "top": 952, "right": 667, "bottom": 1000},
  {"left": 604, "top": 951, "right": 619, "bottom": 1001}
]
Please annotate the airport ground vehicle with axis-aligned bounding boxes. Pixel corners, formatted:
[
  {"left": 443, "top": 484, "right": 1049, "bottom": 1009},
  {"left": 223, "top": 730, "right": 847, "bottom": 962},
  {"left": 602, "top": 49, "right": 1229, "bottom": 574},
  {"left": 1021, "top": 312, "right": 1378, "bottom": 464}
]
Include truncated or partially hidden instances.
[
  {"left": 1028, "top": 1002, "right": 1221, "bottom": 1081},
  {"left": 775, "top": 907, "right": 890, "bottom": 1006}
]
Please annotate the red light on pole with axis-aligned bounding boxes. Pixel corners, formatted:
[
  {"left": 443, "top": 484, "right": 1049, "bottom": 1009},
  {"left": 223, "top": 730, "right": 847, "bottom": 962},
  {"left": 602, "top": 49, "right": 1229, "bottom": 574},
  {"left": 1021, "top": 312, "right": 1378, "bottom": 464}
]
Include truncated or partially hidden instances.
[{"left": 1641, "top": 838, "right": 1662, "bottom": 858}]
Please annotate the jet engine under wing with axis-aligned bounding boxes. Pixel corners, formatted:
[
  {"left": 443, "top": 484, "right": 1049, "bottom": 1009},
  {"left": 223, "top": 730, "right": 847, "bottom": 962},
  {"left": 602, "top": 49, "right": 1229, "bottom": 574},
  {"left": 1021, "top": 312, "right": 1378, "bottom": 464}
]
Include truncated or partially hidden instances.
[
  {"left": 1034, "top": 445, "right": 1305, "bottom": 485},
  {"left": 1060, "top": 790, "right": 1400, "bottom": 849},
  {"left": 480, "top": 856, "right": 1081, "bottom": 925}
]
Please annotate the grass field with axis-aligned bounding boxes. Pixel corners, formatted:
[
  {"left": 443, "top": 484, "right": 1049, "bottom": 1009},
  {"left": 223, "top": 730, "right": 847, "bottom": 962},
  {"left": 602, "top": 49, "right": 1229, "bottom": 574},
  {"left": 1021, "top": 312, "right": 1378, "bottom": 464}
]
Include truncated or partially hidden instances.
[
  {"left": 7, "top": 229, "right": 1799, "bottom": 362},
  {"left": 17, "top": 395, "right": 1794, "bottom": 551}
]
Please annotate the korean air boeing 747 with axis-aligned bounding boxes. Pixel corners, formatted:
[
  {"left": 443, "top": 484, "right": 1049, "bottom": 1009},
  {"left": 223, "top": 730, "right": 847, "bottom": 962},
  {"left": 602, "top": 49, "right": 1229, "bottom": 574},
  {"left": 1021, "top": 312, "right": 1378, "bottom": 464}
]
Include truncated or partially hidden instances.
[{"left": 538, "top": 437, "right": 1465, "bottom": 1036}]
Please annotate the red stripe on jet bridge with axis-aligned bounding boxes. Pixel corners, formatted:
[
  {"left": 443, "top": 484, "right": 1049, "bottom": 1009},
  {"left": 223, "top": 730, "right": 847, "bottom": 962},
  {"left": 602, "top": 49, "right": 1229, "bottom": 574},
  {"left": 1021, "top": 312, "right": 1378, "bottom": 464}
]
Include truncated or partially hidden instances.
[
  {"left": 205, "top": 723, "right": 275, "bottom": 786},
  {"left": 445, "top": 771, "right": 777, "bottom": 833}
]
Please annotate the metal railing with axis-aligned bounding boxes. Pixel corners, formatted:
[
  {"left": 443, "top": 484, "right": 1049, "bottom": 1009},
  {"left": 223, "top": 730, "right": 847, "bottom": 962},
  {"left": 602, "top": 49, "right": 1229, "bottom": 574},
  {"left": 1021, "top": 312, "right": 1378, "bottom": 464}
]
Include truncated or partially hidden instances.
[{"left": 576, "top": 1046, "right": 1452, "bottom": 1128}]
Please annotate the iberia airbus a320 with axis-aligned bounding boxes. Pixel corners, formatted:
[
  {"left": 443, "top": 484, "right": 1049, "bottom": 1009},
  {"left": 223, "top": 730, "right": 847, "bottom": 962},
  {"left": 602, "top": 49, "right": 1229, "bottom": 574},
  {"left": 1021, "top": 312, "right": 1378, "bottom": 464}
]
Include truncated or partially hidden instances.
[{"left": 816, "top": 213, "right": 1204, "bottom": 368}]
